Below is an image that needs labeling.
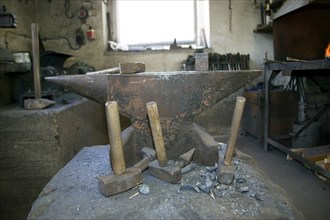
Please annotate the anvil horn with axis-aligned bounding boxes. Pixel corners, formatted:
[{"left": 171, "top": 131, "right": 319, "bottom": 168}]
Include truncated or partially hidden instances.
[
  {"left": 46, "top": 71, "right": 260, "bottom": 120},
  {"left": 46, "top": 74, "right": 109, "bottom": 104}
]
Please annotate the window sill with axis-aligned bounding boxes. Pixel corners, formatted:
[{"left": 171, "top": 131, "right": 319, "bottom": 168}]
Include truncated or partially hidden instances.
[{"left": 104, "top": 47, "right": 212, "bottom": 56}]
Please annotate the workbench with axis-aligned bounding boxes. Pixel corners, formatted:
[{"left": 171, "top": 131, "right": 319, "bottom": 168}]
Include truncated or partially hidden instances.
[{"left": 263, "top": 59, "right": 330, "bottom": 179}]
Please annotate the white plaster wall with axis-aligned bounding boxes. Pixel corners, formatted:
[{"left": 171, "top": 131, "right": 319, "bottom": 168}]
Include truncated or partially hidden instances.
[
  {"left": 1, "top": 0, "right": 273, "bottom": 71},
  {"left": 210, "top": 0, "right": 274, "bottom": 68},
  {"left": 101, "top": 0, "right": 274, "bottom": 71}
]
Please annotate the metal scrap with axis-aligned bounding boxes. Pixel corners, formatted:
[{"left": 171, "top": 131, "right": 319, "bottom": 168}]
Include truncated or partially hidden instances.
[
  {"left": 181, "top": 163, "right": 197, "bottom": 174},
  {"left": 178, "top": 184, "right": 200, "bottom": 193},
  {"left": 139, "top": 184, "right": 150, "bottom": 195}
]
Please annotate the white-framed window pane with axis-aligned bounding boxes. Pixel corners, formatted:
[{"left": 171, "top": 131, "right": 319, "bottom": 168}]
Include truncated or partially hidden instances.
[{"left": 116, "top": 0, "right": 196, "bottom": 46}]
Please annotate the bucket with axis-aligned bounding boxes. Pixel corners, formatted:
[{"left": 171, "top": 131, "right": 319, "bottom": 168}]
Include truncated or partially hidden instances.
[{"left": 292, "top": 122, "right": 322, "bottom": 148}]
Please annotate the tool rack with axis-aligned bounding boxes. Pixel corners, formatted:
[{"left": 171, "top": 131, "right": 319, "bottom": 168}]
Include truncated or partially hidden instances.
[{"left": 263, "top": 59, "right": 330, "bottom": 179}]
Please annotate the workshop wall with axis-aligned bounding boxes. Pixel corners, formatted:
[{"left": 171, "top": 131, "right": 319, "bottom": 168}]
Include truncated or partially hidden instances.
[
  {"left": 0, "top": 0, "right": 271, "bottom": 135},
  {"left": 209, "top": 0, "right": 274, "bottom": 69},
  {"left": 1, "top": 0, "right": 273, "bottom": 70},
  {"left": 0, "top": 0, "right": 36, "bottom": 51}
]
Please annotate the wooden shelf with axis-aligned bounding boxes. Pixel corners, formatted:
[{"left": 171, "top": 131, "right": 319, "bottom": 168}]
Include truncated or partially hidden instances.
[
  {"left": 263, "top": 58, "right": 330, "bottom": 180},
  {"left": 254, "top": 23, "right": 273, "bottom": 33},
  {"left": 265, "top": 59, "right": 330, "bottom": 71}
]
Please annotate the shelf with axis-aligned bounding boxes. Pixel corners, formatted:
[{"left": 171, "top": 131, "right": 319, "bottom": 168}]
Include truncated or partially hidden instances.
[
  {"left": 254, "top": 23, "right": 273, "bottom": 33},
  {"left": 263, "top": 58, "right": 330, "bottom": 180},
  {"left": 267, "top": 137, "right": 330, "bottom": 179},
  {"left": 269, "top": 0, "right": 285, "bottom": 10},
  {"left": 265, "top": 59, "right": 330, "bottom": 71}
]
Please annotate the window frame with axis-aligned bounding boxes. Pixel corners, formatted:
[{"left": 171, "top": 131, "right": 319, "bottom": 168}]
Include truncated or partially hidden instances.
[{"left": 107, "top": 0, "right": 210, "bottom": 51}]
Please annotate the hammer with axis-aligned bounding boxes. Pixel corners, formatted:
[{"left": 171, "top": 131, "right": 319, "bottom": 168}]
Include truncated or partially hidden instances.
[
  {"left": 98, "top": 101, "right": 143, "bottom": 196},
  {"left": 86, "top": 62, "right": 145, "bottom": 75},
  {"left": 216, "top": 96, "right": 246, "bottom": 185},
  {"left": 146, "top": 101, "right": 182, "bottom": 184},
  {"left": 24, "top": 23, "right": 55, "bottom": 110},
  {"left": 133, "top": 147, "right": 156, "bottom": 172}
]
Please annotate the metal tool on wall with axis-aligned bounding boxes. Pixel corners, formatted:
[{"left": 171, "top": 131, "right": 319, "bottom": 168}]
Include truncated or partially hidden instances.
[
  {"left": 228, "top": 0, "right": 232, "bottom": 32},
  {"left": 184, "top": 52, "right": 250, "bottom": 71},
  {"left": 0, "top": 5, "right": 16, "bottom": 28}
]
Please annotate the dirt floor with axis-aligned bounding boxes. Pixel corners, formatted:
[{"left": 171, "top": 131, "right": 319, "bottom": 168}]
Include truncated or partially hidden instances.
[{"left": 218, "top": 134, "right": 330, "bottom": 220}]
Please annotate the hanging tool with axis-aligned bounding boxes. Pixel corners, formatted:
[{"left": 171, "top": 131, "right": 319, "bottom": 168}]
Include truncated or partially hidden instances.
[{"left": 229, "top": 0, "right": 232, "bottom": 32}]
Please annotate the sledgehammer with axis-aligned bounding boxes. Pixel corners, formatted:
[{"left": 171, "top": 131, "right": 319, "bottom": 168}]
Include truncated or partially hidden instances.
[
  {"left": 98, "top": 101, "right": 143, "bottom": 196},
  {"left": 216, "top": 96, "right": 246, "bottom": 185},
  {"left": 24, "top": 23, "right": 55, "bottom": 110},
  {"left": 133, "top": 147, "right": 156, "bottom": 172},
  {"left": 146, "top": 101, "right": 182, "bottom": 183}
]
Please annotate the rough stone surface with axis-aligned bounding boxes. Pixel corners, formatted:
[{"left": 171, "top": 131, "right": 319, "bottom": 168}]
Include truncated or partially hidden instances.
[{"left": 28, "top": 145, "right": 304, "bottom": 220}]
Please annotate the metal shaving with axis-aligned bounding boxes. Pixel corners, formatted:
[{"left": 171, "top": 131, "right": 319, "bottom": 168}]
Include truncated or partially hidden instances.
[
  {"left": 205, "top": 163, "right": 218, "bottom": 172},
  {"left": 182, "top": 163, "right": 197, "bottom": 174},
  {"left": 236, "top": 177, "right": 247, "bottom": 184},
  {"left": 129, "top": 192, "right": 139, "bottom": 200},
  {"left": 139, "top": 184, "right": 150, "bottom": 195},
  {"left": 178, "top": 184, "right": 200, "bottom": 193}
]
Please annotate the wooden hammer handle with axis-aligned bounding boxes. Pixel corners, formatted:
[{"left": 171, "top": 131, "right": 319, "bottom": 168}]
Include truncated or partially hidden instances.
[
  {"left": 31, "top": 23, "right": 41, "bottom": 99},
  {"left": 224, "top": 96, "right": 246, "bottom": 166},
  {"left": 146, "top": 101, "right": 167, "bottom": 167},
  {"left": 105, "top": 101, "right": 126, "bottom": 175},
  {"left": 133, "top": 156, "right": 151, "bottom": 172}
]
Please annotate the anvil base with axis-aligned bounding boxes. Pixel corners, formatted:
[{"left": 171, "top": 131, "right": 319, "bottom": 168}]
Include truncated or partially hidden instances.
[{"left": 122, "top": 121, "right": 219, "bottom": 167}]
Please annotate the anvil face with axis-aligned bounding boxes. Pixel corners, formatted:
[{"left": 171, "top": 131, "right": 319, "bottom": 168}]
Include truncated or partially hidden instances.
[{"left": 46, "top": 70, "right": 261, "bottom": 166}]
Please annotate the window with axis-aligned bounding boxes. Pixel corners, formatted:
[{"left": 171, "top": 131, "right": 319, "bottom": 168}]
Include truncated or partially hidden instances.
[{"left": 108, "top": 0, "right": 210, "bottom": 51}]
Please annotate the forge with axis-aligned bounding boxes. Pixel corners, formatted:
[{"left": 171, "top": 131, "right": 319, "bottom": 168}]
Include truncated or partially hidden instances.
[{"left": 46, "top": 70, "right": 261, "bottom": 166}]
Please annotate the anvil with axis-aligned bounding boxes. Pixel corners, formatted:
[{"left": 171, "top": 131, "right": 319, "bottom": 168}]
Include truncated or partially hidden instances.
[{"left": 46, "top": 70, "right": 261, "bottom": 166}]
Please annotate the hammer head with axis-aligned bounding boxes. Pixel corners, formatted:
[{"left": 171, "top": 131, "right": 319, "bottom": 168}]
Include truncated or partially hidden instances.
[
  {"left": 148, "top": 160, "right": 182, "bottom": 184},
  {"left": 24, "top": 98, "right": 55, "bottom": 110},
  {"left": 216, "top": 163, "right": 234, "bottom": 185},
  {"left": 141, "top": 147, "right": 156, "bottom": 158},
  {"left": 98, "top": 167, "right": 143, "bottom": 196},
  {"left": 176, "top": 148, "right": 195, "bottom": 168},
  {"left": 119, "top": 62, "right": 145, "bottom": 74},
  {"left": 133, "top": 147, "right": 156, "bottom": 172}
]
